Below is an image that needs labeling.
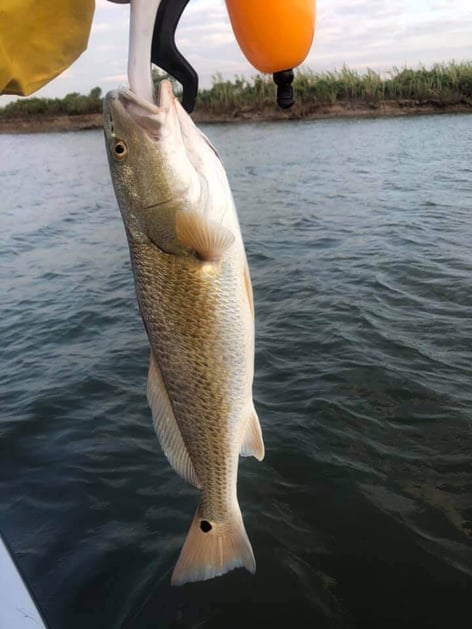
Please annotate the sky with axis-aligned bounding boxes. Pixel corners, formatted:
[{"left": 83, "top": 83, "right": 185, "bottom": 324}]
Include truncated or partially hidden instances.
[{"left": 2, "top": 0, "right": 472, "bottom": 103}]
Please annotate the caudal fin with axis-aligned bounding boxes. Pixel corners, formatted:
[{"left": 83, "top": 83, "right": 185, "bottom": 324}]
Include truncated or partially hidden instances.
[{"left": 171, "top": 504, "right": 256, "bottom": 586}]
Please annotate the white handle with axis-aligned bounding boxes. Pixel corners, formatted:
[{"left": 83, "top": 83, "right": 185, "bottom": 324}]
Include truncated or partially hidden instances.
[{"left": 128, "top": 0, "right": 162, "bottom": 102}]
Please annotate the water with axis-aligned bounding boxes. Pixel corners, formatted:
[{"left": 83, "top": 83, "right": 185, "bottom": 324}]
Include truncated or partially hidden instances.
[{"left": 1, "top": 114, "right": 471, "bottom": 628}]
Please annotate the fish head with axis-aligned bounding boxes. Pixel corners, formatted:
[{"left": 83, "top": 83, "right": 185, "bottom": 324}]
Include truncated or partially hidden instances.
[
  {"left": 103, "top": 80, "right": 195, "bottom": 245},
  {"left": 103, "top": 80, "right": 237, "bottom": 253}
]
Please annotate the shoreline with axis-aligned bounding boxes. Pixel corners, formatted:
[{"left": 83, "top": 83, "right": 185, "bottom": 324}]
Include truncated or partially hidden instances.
[{"left": 0, "top": 100, "right": 471, "bottom": 134}]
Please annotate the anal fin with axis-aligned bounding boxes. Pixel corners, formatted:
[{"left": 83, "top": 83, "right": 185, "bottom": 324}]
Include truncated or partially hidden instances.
[
  {"left": 147, "top": 352, "right": 201, "bottom": 488},
  {"left": 243, "top": 261, "right": 254, "bottom": 316},
  {"left": 240, "top": 407, "right": 265, "bottom": 461}
]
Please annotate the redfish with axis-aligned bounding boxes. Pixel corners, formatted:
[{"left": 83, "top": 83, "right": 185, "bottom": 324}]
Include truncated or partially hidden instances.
[{"left": 103, "top": 80, "right": 264, "bottom": 585}]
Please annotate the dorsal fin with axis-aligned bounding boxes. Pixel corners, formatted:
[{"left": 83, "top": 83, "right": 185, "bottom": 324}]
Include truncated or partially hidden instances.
[
  {"left": 147, "top": 352, "right": 201, "bottom": 488},
  {"left": 176, "top": 211, "right": 235, "bottom": 261}
]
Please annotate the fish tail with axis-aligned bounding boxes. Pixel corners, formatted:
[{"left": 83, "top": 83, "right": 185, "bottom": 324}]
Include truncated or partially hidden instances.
[{"left": 171, "top": 502, "right": 256, "bottom": 586}]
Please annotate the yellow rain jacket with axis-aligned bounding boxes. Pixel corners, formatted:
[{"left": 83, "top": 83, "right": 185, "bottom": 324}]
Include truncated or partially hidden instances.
[{"left": 0, "top": 0, "right": 95, "bottom": 96}]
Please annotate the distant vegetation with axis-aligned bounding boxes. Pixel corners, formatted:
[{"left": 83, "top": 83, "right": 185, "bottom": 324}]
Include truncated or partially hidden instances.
[
  {"left": 0, "top": 87, "right": 103, "bottom": 118},
  {"left": 1, "top": 62, "right": 471, "bottom": 120},
  {"left": 196, "top": 61, "right": 472, "bottom": 115}
]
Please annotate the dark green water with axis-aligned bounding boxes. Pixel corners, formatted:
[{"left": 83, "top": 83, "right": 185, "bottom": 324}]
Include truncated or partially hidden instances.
[{"left": 1, "top": 114, "right": 471, "bottom": 629}]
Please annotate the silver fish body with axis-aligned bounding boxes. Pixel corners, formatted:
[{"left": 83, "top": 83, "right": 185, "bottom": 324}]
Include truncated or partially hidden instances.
[{"left": 103, "top": 81, "right": 264, "bottom": 585}]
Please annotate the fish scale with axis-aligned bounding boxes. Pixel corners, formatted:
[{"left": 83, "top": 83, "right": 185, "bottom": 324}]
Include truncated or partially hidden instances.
[{"left": 131, "top": 242, "right": 248, "bottom": 517}]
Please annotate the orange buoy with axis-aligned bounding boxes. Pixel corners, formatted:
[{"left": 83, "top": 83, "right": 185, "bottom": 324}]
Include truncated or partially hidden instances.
[
  {"left": 225, "top": 0, "right": 316, "bottom": 74},
  {"left": 225, "top": 0, "right": 316, "bottom": 107}
]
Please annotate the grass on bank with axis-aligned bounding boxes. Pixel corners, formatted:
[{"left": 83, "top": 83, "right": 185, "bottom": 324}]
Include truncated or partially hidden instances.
[
  {"left": 197, "top": 61, "right": 472, "bottom": 115},
  {"left": 0, "top": 87, "right": 104, "bottom": 118},
  {"left": 1, "top": 61, "right": 471, "bottom": 119}
]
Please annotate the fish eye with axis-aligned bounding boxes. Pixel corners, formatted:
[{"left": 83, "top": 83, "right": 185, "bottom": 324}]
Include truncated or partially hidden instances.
[{"left": 112, "top": 139, "right": 128, "bottom": 160}]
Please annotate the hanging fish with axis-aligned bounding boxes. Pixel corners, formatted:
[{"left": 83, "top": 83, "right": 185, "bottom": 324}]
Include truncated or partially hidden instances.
[{"left": 103, "top": 0, "right": 264, "bottom": 585}]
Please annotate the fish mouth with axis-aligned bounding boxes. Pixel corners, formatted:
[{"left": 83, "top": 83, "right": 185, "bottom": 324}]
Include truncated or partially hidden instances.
[
  {"left": 120, "top": 78, "right": 175, "bottom": 113},
  {"left": 105, "top": 80, "right": 179, "bottom": 141}
]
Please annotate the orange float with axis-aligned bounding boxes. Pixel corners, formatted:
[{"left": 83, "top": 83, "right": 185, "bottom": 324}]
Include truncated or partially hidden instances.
[
  {"left": 225, "top": 0, "right": 316, "bottom": 73},
  {"left": 225, "top": 0, "right": 316, "bottom": 107}
]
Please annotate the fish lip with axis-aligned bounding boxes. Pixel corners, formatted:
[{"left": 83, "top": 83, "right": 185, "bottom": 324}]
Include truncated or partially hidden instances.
[
  {"left": 118, "top": 87, "right": 160, "bottom": 113},
  {"left": 108, "top": 80, "right": 176, "bottom": 139},
  {"left": 117, "top": 80, "right": 174, "bottom": 114}
]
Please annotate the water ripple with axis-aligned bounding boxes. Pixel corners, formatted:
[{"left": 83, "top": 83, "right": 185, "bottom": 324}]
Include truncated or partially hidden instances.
[{"left": 1, "top": 117, "right": 471, "bottom": 628}]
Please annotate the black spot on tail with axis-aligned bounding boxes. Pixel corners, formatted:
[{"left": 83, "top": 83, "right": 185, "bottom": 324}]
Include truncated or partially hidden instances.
[{"left": 200, "top": 520, "right": 212, "bottom": 533}]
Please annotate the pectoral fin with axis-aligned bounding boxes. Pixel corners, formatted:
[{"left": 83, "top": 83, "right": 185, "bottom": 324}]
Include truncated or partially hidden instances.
[
  {"left": 240, "top": 407, "right": 265, "bottom": 461},
  {"left": 147, "top": 352, "right": 201, "bottom": 488},
  {"left": 176, "top": 211, "right": 235, "bottom": 261}
]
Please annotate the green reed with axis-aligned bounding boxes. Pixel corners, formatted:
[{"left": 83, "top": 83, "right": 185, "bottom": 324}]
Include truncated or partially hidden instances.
[{"left": 195, "top": 61, "right": 472, "bottom": 114}]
